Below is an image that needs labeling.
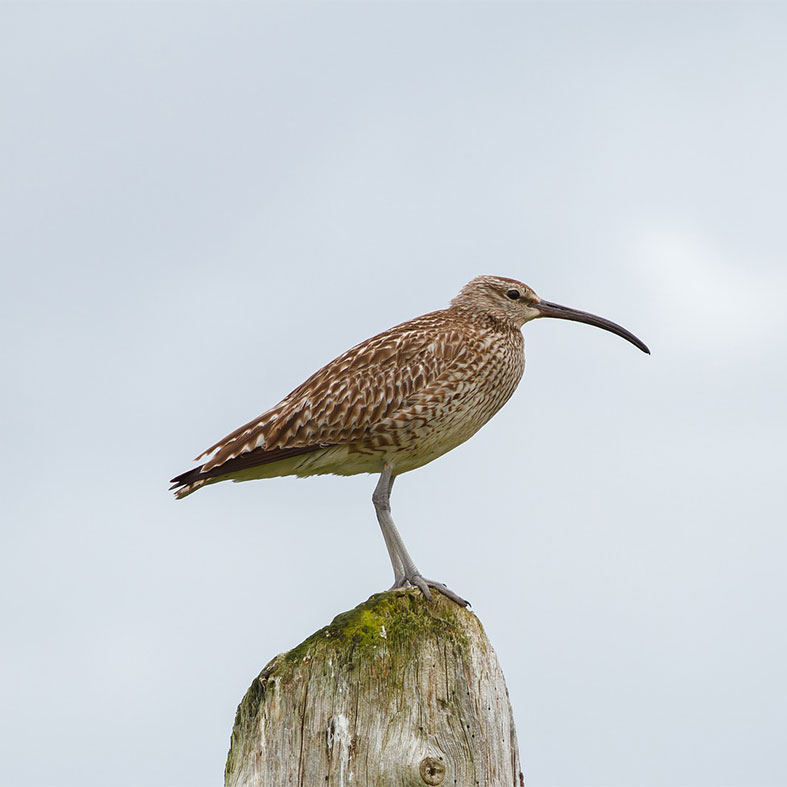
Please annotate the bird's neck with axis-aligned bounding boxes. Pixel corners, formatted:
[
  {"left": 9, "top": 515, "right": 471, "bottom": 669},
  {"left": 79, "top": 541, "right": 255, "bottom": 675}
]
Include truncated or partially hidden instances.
[{"left": 449, "top": 305, "right": 520, "bottom": 336}]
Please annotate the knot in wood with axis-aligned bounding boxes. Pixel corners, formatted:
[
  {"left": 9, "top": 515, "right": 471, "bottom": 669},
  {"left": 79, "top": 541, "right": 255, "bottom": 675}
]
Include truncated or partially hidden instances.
[{"left": 419, "top": 757, "right": 446, "bottom": 785}]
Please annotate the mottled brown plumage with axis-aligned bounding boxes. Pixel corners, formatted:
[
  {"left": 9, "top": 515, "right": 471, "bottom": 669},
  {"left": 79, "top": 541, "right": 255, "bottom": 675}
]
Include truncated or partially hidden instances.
[
  {"left": 171, "top": 276, "right": 532, "bottom": 498},
  {"left": 170, "top": 275, "right": 648, "bottom": 604}
]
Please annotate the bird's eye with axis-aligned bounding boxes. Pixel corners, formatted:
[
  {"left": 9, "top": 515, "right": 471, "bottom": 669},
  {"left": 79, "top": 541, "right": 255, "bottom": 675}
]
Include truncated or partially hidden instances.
[{"left": 506, "top": 289, "right": 521, "bottom": 300}]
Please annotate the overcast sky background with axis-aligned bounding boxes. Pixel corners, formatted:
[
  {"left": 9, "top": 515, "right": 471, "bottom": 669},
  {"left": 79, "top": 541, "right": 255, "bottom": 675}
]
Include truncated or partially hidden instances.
[{"left": 1, "top": 2, "right": 786, "bottom": 786}]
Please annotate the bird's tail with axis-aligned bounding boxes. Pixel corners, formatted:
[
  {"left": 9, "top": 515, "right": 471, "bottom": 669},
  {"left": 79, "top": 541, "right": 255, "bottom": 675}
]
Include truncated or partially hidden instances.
[
  {"left": 169, "top": 443, "right": 329, "bottom": 499},
  {"left": 169, "top": 465, "right": 211, "bottom": 499}
]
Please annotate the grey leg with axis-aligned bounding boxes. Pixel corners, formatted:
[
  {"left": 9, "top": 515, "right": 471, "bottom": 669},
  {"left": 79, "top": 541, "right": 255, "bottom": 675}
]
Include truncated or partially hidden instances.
[
  {"left": 373, "top": 468, "right": 405, "bottom": 587},
  {"left": 372, "top": 465, "right": 469, "bottom": 607}
]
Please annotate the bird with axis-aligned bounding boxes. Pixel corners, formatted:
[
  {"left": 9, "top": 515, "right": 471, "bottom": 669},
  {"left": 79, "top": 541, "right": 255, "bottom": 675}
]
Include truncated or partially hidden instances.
[{"left": 170, "top": 275, "right": 649, "bottom": 606}]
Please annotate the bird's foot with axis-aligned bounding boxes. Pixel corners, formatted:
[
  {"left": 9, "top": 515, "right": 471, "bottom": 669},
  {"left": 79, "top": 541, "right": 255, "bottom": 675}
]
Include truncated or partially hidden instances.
[
  {"left": 390, "top": 574, "right": 469, "bottom": 607},
  {"left": 419, "top": 577, "right": 470, "bottom": 607},
  {"left": 389, "top": 575, "right": 408, "bottom": 591}
]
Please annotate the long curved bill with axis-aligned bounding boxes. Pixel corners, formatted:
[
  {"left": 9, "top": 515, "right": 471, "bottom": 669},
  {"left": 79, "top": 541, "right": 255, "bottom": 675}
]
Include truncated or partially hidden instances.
[{"left": 535, "top": 300, "right": 651, "bottom": 354}]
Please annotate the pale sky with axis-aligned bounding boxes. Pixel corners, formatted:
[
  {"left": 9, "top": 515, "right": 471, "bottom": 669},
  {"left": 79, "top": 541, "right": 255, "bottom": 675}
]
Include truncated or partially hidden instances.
[{"left": 1, "top": 2, "right": 786, "bottom": 786}]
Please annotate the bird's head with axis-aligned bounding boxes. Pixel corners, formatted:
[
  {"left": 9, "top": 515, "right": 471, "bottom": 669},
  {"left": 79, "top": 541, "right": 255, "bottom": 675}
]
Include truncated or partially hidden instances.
[{"left": 450, "top": 275, "right": 650, "bottom": 354}]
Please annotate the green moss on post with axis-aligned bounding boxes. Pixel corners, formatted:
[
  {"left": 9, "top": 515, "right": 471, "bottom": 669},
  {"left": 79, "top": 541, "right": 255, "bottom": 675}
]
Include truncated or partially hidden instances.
[{"left": 284, "top": 588, "right": 470, "bottom": 663}]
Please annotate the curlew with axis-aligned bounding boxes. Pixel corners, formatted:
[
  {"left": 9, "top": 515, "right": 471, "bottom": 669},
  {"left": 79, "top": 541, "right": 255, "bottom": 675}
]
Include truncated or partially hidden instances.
[{"left": 171, "top": 276, "right": 649, "bottom": 605}]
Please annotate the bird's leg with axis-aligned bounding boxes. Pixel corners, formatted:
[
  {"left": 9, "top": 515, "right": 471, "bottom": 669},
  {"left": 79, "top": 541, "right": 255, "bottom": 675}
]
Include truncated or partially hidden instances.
[
  {"left": 372, "top": 466, "right": 426, "bottom": 595},
  {"left": 372, "top": 465, "right": 469, "bottom": 607},
  {"left": 373, "top": 468, "right": 405, "bottom": 587}
]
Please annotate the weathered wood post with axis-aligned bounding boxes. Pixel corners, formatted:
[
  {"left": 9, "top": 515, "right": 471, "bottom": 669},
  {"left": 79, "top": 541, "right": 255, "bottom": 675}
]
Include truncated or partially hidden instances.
[{"left": 225, "top": 587, "right": 523, "bottom": 786}]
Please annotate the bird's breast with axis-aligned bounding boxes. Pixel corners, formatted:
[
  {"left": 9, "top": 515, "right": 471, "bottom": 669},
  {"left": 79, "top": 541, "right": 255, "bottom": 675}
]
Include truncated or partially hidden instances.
[{"left": 362, "top": 328, "right": 525, "bottom": 472}]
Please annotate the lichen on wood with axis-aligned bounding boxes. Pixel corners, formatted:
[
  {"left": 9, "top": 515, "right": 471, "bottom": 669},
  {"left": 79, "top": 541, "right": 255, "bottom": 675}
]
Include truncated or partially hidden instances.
[{"left": 225, "top": 587, "right": 523, "bottom": 787}]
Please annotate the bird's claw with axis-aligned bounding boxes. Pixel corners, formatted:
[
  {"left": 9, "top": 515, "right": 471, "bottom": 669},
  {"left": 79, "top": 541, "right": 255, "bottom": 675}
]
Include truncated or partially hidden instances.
[
  {"left": 420, "top": 577, "right": 469, "bottom": 607},
  {"left": 410, "top": 574, "right": 434, "bottom": 602},
  {"left": 389, "top": 574, "right": 469, "bottom": 607}
]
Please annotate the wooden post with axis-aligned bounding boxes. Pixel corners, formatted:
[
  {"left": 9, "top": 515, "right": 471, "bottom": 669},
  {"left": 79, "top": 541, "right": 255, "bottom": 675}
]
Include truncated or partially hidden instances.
[{"left": 225, "top": 587, "right": 523, "bottom": 787}]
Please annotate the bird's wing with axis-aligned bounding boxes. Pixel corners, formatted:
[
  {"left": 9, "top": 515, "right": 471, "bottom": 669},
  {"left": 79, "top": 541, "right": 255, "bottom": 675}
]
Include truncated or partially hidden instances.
[{"left": 188, "top": 311, "right": 467, "bottom": 476}]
